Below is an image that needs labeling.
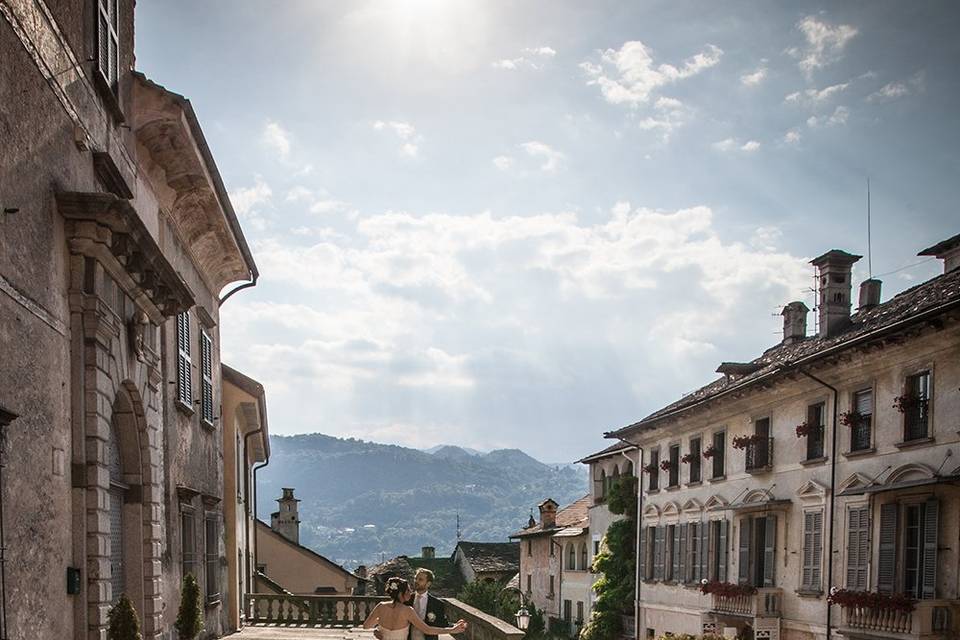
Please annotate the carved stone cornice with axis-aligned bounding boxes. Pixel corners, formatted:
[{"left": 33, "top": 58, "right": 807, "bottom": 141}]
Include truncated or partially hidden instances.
[{"left": 57, "top": 192, "right": 195, "bottom": 323}]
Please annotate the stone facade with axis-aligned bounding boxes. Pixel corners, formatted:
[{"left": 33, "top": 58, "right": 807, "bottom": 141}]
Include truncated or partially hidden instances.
[
  {"left": 0, "top": 2, "right": 256, "bottom": 638},
  {"left": 607, "top": 240, "right": 960, "bottom": 640}
]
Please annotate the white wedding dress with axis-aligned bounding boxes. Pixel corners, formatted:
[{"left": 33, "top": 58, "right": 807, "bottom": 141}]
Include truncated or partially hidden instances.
[{"left": 379, "top": 627, "right": 410, "bottom": 640}]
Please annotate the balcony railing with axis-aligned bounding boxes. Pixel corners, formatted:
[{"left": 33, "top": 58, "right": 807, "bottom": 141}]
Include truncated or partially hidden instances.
[
  {"left": 745, "top": 438, "right": 774, "bottom": 471},
  {"left": 710, "top": 588, "right": 782, "bottom": 617},
  {"left": 243, "top": 594, "right": 525, "bottom": 640},
  {"left": 840, "top": 599, "right": 957, "bottom": 638}
]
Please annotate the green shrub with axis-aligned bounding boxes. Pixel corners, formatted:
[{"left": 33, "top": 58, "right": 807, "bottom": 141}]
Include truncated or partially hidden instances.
[
  {"left": 174, "top": 574, "right": 204, "bottom": 640},
  {"left": 107, "top": 594, "right": 142, "bottom": 640}
]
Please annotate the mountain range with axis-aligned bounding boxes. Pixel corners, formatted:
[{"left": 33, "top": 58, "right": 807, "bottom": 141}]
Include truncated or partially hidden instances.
[{"left": 256, "top": 433, "right": 588, "bottom": 570}]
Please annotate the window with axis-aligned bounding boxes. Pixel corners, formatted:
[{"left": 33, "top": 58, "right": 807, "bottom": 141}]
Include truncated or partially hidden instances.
[
  {"left": 567, "top": 544, "right": 576, "bottom": 570},
  {"left": 205, "top": 513, "right": 220, "bottom": 601},
  {"left": 181, "top": 507, "right": 197, "bottom": 579},
  {"left": 668, "top": 445, "right": 680, "bottom": 487},
  {"left": 563, "top": 600, "right": 572, "bottom": 624},
  {"left": 549, "top": 575, "right": 555, "bottom": 597},
  {"left": 200, "top": 329, "right": 214, "bottom": 426},
  {"left": 550, "top": 540, "right": 555, "bottom": 557},
  {"left": 806, "top": 403, "right": 825, "bottom": 460},
  {"left": 576, "top": 601, "right": 584, "bottom": 626},
  {"left": 711, "top": 431, "right": 726, "bottom": 479},
  {"left": 880, "top": 499, "right": 939, "bottom": 599},
  {"left": 850, "top": 389, "right": 873, "bottom": 452},
  {"left": 597, "top": 468, "right": 607, "bottom": 501},
  {"left": 652, "top": 526, "right": 664, "bottom": 581},
  {"left": 688, "top": 437, "right": 702, "bottom": 484},
  {"left": 640, "top": 526, "right": 655, "bottom": 581},
  {"left": 746, "top": 418, "right": 772, "bottom": 470},
  {"left": 737, "top": 515, "right": 776, "bottom": 587},
  {"left": 903, "top": 371, "right": 931, "bottom": 441},
  {"left": 666, "top": 524, "right": 678, "bottom": 581},
  {"left": 593, "top": 539, "right": 600, "bottom": 556},
  {"left": 526, "top": 574, "right": 531, "bottom": 593},
  {"left": 96, "top": 0, "right": 120, "bottom": 91},
  {"left": 707, "top": 519, "right": 729, "bottom": 582},
  {"left": 801, "top": 510, "right": 823, "bottom": 592},
  {"left": 648, "top": 449, "right": 660, "bottom": 491},
  {"left": 527, "top": 539, "right": 532, "bottom": 556},
  {"left": 846, "top": 506, "right": 869, "bottom": 590},
  {"left": 176, "top": 312, "right": 193, "bottom": 407},
  {"left": 580, "top": 544, "right": 588, "bottom": 571}
]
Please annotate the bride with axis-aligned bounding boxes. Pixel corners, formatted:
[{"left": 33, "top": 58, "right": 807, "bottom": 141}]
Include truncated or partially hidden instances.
[{"left": 363, "top": 577, "right": 468, "bottom": 639}]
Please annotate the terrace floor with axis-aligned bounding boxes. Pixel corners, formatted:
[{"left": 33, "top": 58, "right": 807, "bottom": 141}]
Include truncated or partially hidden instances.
[{"left": 231, "top": 628, "right": 454, "bottom": 640}]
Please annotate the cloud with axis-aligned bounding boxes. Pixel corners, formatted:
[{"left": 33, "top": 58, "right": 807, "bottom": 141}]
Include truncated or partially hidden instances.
[
  {"left": 492, "top": 155, "right": 514, "bottom": 171},
  {"left": 712, "top": 138, "right": 760, "bottom": 153},
  {"left": 229, "top": 176, "right": 272, "bottom": 232},
  {"left": 373, "top": 120, "right": 422, "bottom": 158},
  {"left": 783, "top": 129, "right": 802, "bottom": 144},
  {"left": 285, "top": 186, "right": 314, "bottom": 202},
  {"left": 740, "top": 65, "right": 768, "bottom": 87},
  {"left": 520, "top": 141, "right": 565, "bottom": 172},
  {"left": 807, "top": 105, "right": 849, "bottom": 128},
  {"left": 788, "top": 16, "right": 858, "bottom": 77},
  {"left": 580, "top": 40, "right": 722, "bottom": 107},
  {"left": 493, "top": 45, "right": 557, "bottom": 71},
  {"left": 867, "top": 71, "right": 925, "bottom": 103},
  {"left": 784, "top": 81, "right": 849, "bottom": 105},
  {"left": 262, "top": 120, "right": 291, "bottom": 160}
]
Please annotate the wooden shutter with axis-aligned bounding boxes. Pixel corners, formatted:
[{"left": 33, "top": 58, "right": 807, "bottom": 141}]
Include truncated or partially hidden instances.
[
  {"left": 654, "top": 526, "right": 664, "bottom": 580},
  {"left": 802, "top": 512, "right": 813, "bottom": 588},
  {"left": 200, "top": 329, "right": 214, "bottom": 425},
  {"left": 699, "top": 521, "right": 708, "bottom": 582},
  {"left": 922, "top": 499, "right": 939, "bottom": 599},
  {"left": 718, "top": 519, "right": 728, "bottom": 582},
  {"left": 877, "top": 503, "right": 898, "bottom": 593},
  {"left": 763, "top": 515, "right": 777, "bottom": 587},
  {"left": 846, "top": 507, "right": 869, "bottom": 590},
  {"left": 177, "top": 312, "right": 192, "bottom": 406},
  {"left": 672, "top": 525, "right": 682, "bottom": 581},
  {"left": 638, "top": 527, "right": 646, "bottom": 579},
  {"left": 802, "top": 511, "right": 823, "bottom": 590},
  {"left": 737, "top": 519, "right": 750, "bottom": 584}
]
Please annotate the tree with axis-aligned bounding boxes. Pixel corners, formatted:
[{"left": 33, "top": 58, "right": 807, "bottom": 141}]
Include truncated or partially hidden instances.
[
  {"left": 107, "top": 594, "right": 142, "bottom": 640},
  {"left": 174, "top": 574, "right": 204, "bottom": 640},
  {"left": 457, "top": 579, "right": 523, "bottom": 627},
  {"left": 580, "top": 476, "right": 637, "bottom": 640}
]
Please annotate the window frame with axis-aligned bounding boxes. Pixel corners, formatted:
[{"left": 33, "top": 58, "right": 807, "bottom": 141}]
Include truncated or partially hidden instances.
[
  {"left": 849, "top": 387, "right": 875, "bottom": 453},
  {"left": 205, "top": 511, "right": 221, "bottom": 603},
  {"left": 667, "top": 443, "right": 680, "bottom": 488},
  {"left": 180, "top": 505, "right": 197, "bottom": 580},
  {"left": 648, "top": 448, "right": 660, "bottom": 492},
  {"left": 176, "top": 311, "right": 194, "bottom": 413},
  {"left": 901, "top": 368, "right": 933, "bottom": 442},
  {"left": 95, "top": 0, "right": 120, "bottom": 92},
  {"left": 805, "top": 401, "right": 827, "bottom": 461},
  {"left": 688, "top": 435, "right": 702, "bottom": 484},
  {"left": 710, "top": 429, "right": 726, "bottom": 480},
  {"left": 845, "top": 504, "right": 870, "bottom": 591},
  {"left": 799, "top": 508, "right": 824, "bottom": 593}
]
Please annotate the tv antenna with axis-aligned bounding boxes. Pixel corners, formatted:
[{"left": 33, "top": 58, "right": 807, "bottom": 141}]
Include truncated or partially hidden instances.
[
  {"left": 456, "top": 512, "right": 461, "bottom": 541},
  {"left": 867, "top": 177, "right": 873, "bottom": 279}
]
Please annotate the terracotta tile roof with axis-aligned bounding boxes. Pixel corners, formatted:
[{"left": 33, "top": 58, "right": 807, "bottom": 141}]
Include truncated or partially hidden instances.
[
  {"left": 578, "top": 441, "right": 634, "bottom": 463},
  {"left": 454, "top": 541, "right": 520, "bottom": 574},
  {"left": 608, "top": 266, "right": 960, "bottom": 439},
  {"left": 510, "top": 495, "right": 591, "bottom": 538}
]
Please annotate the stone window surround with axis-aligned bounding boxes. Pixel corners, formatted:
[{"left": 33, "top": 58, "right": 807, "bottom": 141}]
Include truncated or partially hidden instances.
[
  {"left": 708, "top": 427, "right": 727, "bottom": 481},
  {"left": 842, "top": 378, "right": 877, "bottom": 455},
  {"left": 686, "top": 432, "right": 703, "bottom": 486},
  {"left": 896, "top": 362, "right": 936, "bottom": 446},
  {"left": 802, "top": 393, "right": 830, "bottom": 463}
]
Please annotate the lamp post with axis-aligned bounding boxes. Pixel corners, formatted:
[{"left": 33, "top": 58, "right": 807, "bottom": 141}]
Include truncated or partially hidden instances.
[{"left": 500, "top": 585, "right": 530, "bottom": 633}]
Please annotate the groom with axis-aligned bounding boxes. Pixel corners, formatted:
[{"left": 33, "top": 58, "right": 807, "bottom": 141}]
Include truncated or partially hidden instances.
[{"left": 409, "top": 568, "right": 448, "bottom": 640}]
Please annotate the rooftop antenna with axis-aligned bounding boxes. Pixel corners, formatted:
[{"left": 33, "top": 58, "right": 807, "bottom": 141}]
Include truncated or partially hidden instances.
[
  {"left": 456, "top": 512, "right": 461, "bottom": 541},
  {"left": 867, "top": 177, "right": 873, "bottom": 279}
]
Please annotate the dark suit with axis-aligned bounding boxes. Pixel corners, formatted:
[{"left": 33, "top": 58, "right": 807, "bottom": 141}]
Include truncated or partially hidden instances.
[{"left": 409, "top": 592, "right": 448, "bottom": 640}]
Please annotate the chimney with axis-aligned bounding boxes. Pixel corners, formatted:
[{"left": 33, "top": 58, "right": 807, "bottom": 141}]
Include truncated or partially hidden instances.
[
  {"left": 780, "top": 301, "right": 809, "bottom": 344},
  {"left": 271, "top": 487, "right": 301, "bottom": 544},
  {"left": 356, "top": 565, "right": 368, "bottom": 579},
  {"left": 918, "top": 233, "right": 960, "bottom": 273},
  {"left": 538, "top": 499, "right": 558, "bottom": 528},
  {"left": 811, "top": 250, "right": 862, "bottom": 338},
  {"left": 858, "top": 279, "right": 882, "bottom": 311},
  {"left": 421, "top": 546, "right": 435, "bottom": 559}
]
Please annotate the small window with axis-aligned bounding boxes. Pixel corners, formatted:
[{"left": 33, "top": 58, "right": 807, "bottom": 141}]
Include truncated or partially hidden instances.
[
  {"left": 526, "top": 574, "right": 531, "bottom": 593},
  {"left": 181, "top": 507, "right": 196, "bottom": 579},
  {"left": 567, "top": 544, "right": 576, "bottom": 570},
  {"left": 205, "top": 513, "right": 220, "bottom": 601},
  {"left": 806, "top": 403, "right": 825, "bottom": 460},
  {"left": 96, "top": 0, "right": 120, "bottom": 91},
  {"left": 580, "top": 544, "right": 588, "bottom": 571},
  {"left": 902, "top": 371, "right": 931, "bottom": 441},
  {"left": 527, "top": 539, "right": 532, "bottom": 556},
  {"left": 711, "top": 431, "right": 726, "bottom": 478},
  {"left": 668, "top": 445, "right": 680, "bottom": 487},
  {"left": 688, "top": 436, "right": 702, "bottom": 483},
  {"left": 850, "top": 389, "right": 873, "bottom": 451},
  {"left": 549, "top": 575, "right": 555, "bottom": 596},
  {"left": 176, "top": 312, "right": 193, "bottom": 408},
  {"left": 648, "top": 449, "right": 660, "bottom": 491}
]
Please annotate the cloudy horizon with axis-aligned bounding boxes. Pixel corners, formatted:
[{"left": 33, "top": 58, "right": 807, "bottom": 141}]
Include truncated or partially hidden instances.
[{"left": 137, "top": 1, "right": 959, "bottom": 462}]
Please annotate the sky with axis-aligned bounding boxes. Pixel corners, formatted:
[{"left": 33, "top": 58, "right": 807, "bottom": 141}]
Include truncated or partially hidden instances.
[{"left": 135, "top": 1, "right": 960, "bottom": 462}]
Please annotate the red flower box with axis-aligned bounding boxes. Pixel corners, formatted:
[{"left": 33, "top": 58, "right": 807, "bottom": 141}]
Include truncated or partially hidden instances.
[
  {"left": 731, "top": 434, "right": 764, "bottom": 450},
  {"left": 839, "top": 411, "right": 863, "bottom": 428},
  {"left": 702, "top": 446, "right": 717, "bottom": 459},
  {"left": 795, "top": 422, "right": 821, "bottom": 438},
  {"left": 680, "top": 453, "right": 695, "bottom": 465},
  {"left": 659, "top": 460, "right": 673, "bottom": 472},
  {"left": 642, "top": 463, "right": 657, "bottom": 475},
  {"left": 892, "top": 395, "right": 917, "bottom": 413},
  {"left": 827, "top": 589, "right": 916, "bottom": 614},
  {"left": 699, "top": 580, "right": 757, "bottom": 597}
]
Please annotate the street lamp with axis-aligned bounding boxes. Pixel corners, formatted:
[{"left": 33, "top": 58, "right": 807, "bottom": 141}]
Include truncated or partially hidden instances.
[{"left": 500, "top": 585, "right": 531, "bottom": 632}]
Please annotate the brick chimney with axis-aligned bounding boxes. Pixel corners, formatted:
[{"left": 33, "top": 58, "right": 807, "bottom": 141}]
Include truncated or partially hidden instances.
[
  {"left": 356, "top": 565, "right": 368, "bottom": 579},
  {"left": 781, "top": 301, "right": 809, "bottom": 344},
  {"left": 811, "top": 250, "right": 862, "bottom": 338},
  {"left": 271, "top": 487, "right": 301, "bottom": 544},
  {"left": 538, "top": 499, "right": 558, "bottom": 528},
  {"left": 421, "top": 546, "right": 435, "bottom": 559},
  {"left": 858, "top": 279, "right": 882, "bottom": 311},
  {"left": 918, "top": 233, "right": 960, "bottom": 273}
]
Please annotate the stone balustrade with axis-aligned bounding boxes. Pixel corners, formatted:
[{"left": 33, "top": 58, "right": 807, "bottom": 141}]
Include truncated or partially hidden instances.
[
  {"left": 711, "top": 588, "right": 782, "bottom": 617},
  {"left": 841, "top": 599, "right": 958, "bottom": 639},
  {"left": 439, "top": 597, "right": 525, "bottom": 640}
]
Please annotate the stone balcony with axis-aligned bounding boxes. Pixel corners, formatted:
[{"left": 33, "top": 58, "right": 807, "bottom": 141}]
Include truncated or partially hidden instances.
[
  {"left": 709, "top": 587, "right": 782, "bottom": 618},
  {"left": 241, "top": 594, "right": 525, "bottom": 640},
  {"left": 837, "top": 599, "right": 959, "bottom": 640}
]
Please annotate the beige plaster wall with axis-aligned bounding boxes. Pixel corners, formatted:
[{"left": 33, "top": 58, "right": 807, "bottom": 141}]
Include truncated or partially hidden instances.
[{"left": 256, "top": 522, "right": 359, "bottom": 595}]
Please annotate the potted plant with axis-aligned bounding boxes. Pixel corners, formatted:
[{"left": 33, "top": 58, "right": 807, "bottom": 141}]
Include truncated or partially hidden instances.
[
  {"left": 107, "top": 594, "right": 142, "bottom": 640},
  {"left": 699, "top": 580, "right": 758, "bottom": 597},
  {"left": 839, "top": 411, "right": 863, "bottom": 428},
  {"left": 892, "top": 394, "right": 917, "bottom": 413},
  {"left": 827, "top": 588, "right": 916, "bottom": 614},
  {"left": 702, "top": 445, "right": 717, "bottom": 459},
  {"left": 174, "top": 574, "right": 204, "bottom": 640},
  {"left": 642, "top": 463, "right": 657, "bottom": 475},
  {"left": 731, "top": 434, "right": 763, "bottom": 450},
  {"left": 680, "top": 453, "right": 695, "bottom": 465},
  {"left": 659, "top": 460, "right": 673, "bottom": 472}
]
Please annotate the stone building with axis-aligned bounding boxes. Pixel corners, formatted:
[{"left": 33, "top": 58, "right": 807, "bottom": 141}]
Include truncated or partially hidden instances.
[
  {"left": 255, "top": 489, "right": 363, "bottom": 595},
  {"left": 452, "top": 541, "right": 520, "bottom": 585},
  {"left": 606, "top": 238, "right": 960, "bottom": 640},
  {"left": 0, "top": 2, "right": 257, "bottom": 638},
  {"left": 221, "top": 364, "right": 270, "bottom": 633},
  {"left": 511, "top": 496, "right": 591, "bottom": 628}
]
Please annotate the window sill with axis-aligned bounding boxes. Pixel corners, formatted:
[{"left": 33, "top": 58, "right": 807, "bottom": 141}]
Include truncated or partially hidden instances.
[
  {"left": 686, "top": 480, "right": 702, "bottom": 487},
  {"left": 92, "top": 70, "right": 126, "bottom": 124},
  {"left": 843, "top": 447, "right": 875, "bottom": 459},
  {"left": 745, "top": 466, "right": 772, "bottom": 475},
  {"left": 665, "top": 485, "right": 680, "bottom": 491},
  {"left": 646, "top": 488, "right": 660, "bottom": 495},
  {"left": 795, "top": 590, "right": 823, "bottom": 599},
  {"left": 895, "top": 437, "right": 935, "bottom": 450},
  {"left": 175, "top": 400, "right": 196, "bottom": 418},
  {"left": 205, "top": 597, "right": 222, "bottom": 609},
  {"left": 708, "top": 475, "right": 726, "bottom": 483},
  {"left": 800, "top": 456, "right": 828, "bottom": 467},
  {"left": 201, "top": 419, "right": 216, "bottom": 432}
]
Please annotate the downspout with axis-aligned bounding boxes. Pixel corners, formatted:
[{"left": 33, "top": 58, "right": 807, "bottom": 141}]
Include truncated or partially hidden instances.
[
  {"left": 795, "top": 368, "right": 839, "bottom": 640},
  {"left": 219, "top": 273, "right": 257, "bottom": 305},
  {"left": 251, "top": 458, "right": 269, "bottom": 586},
  {"left": 242, "top": 423, "right": 265, "bottom": 598},
  {"left": 615, "top": 438, "right": 643, "bottom": 640},
  {"left": 0, "top": 408, "right": 17, "bottom": 640},
  {"left": 552, "top": 538, "right": 563, "bottom": 622}
]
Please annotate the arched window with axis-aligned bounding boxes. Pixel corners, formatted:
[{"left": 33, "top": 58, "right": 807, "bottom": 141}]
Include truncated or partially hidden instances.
[
  {"left": 598, "top": 469, "right": 607, "bottom": 499},
  {"left": 567, "top": 544, "right": 576, "bottom": 570},
  {"left": 108, "top": 415, "right": 127, "bottom": 603},
  {"left": 625, "top": 461, "right": 634, "bottom": 477},
  {"left": 580, "top": 543, "right": 588, "bottom": 570}
]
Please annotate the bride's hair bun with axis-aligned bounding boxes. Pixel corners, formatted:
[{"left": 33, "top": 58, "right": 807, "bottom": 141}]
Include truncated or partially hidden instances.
[{"left": 385, "top": 577, "right": 410, "bottom": 603}]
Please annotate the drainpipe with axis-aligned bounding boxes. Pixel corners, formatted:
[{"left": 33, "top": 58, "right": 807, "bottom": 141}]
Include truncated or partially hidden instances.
[
  {"left": 242, "top": 423, "right": 265, "bottom": 597},
  {"left": 615, "top": 438, "right": 643, "bottom": 640},
  {"left": 219, "top": 275, "right": 257, "bottom": 305},
  {"left": 251, "top": 458, "right": 269, "bottom": 587},
  {"left": 794, "top": 368, "right": 839, "bottom": 640},
  {"left": 0, "top": 407, "right": 17, "bottom": 640},
  {"left": 551, "top": 538, "right": 563, "bottom": 623}
]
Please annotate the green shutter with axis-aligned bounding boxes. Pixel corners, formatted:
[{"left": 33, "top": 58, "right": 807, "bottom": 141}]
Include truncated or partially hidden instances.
[
  {"left": 718, "top": 519, "right": 728, "bottom": 583},
  {"left": 737, "top": 520, "right": 750, "bottom": 585},
  {"left": 877, "top": 503, "right": 898, "bottom": 593},
  {"left": 763, "top": 515, "right": 777, "bottom": 587},
  {"left": 922, "top": 499, "right": 939, "bottom": 599}
]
